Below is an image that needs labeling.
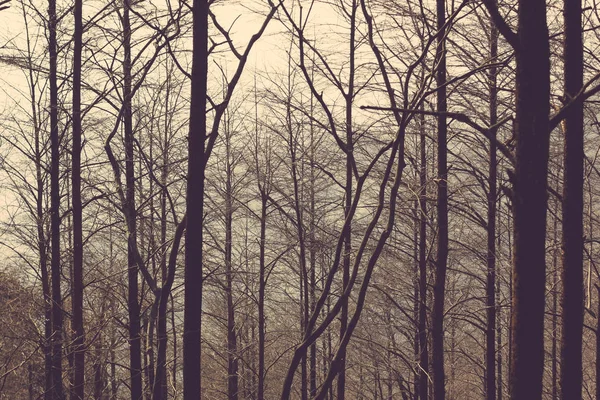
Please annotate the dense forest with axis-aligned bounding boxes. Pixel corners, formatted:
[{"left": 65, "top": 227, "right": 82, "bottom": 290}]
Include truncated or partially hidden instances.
[{"left": 0, "top": 0, "right": 597, "bottom": 399}]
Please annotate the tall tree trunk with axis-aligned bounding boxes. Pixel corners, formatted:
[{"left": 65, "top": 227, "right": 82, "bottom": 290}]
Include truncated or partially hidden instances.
[
  {"left": 171, "top": 294, "right": 178, "bottom": 395},
  {"left": 338, "top": 4, "right": 357, "bottom": 399},
  {"left": 184, "top": 0, "right": 208, "bottom": 398},
  {"left": 552, "top": 241, "right": 558, "bottom": 400},
  {"left": 508, "top": 2, "right": 551, "bottom": 399},
  {"left": 289, "top": 99, "right": 309, "bottom": 400},
  {"left": 417, "top": 109, "right": 429, "bottom": 400},
  {"left": 225, "top": 127, "right": 239, "bottom": 400},
  {"left": 255, "top": 84, "right": 268, "bottom": 400},
  {"left": 122, "top": 2, "right": 143, "bottom": 398},
  {"left": 431, "top": 0, "right": 448, "bottom": 398},
  {"left": 560, "top": 0, "right": 584, "bottom": 398},
  {"left": 71, "top": 0, "right": 85, "bottom": 397},
  {"left": 486, "top": 11, "right": 499, "bottom": 400},
  {"left": 26, "top": 3, "right": 53, "bottom": 392},
  {"left": 152, "top": 107, "right": 170, "bottom": 400},
  {"left": 49, "top": 0, "right": 64, "bottom": 396},
  {"left": 309, "top": 89, "right": 318, "bottom": 400},
  {"left": 596, "top": 285, "right": 600, "bottom": 400},
  {"left": 152, "top": 64, "right": 177, "bottom": 400},
  {"left": 258, "top": 192, "right": 267, "bottom": 400},
  {"left": 497, "top": 249, "right": 503, "bottom": 400},
  {"left": 93, "top": 331, "right": 104, "bottom": 400}
]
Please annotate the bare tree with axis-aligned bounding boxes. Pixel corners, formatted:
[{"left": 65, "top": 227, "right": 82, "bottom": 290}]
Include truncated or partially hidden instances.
[{"left": 560, "top": 0, "right": 585, "bottom": 398}]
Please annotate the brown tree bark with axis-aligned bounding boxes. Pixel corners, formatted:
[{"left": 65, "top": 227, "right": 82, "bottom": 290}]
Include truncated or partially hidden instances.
[
  {"left": 49, "top": 0, "right": 64, "bottom": 396},
  {"left": 486, "top": 10, "right": 499, "bottom": 400},
  {"left": 560, "top": 0, "right": 585, "bottom": 398},
  {"left": 224, "top": 124, "right": 239, "bottom": 400},
  {"left": 257, "top": 191, "right": 267, "bottom": 400},
  {"left": 337, "top": 5, "right": 357, "bottom": 399},
  {"left": 510, "top": 4, "right": 551, "bottom": 399},
  {"left": 183, "top": 0, "right": 208, "bottom": 398},
  {"left": 122, "top": 2, "right": 143, "bottom": 399},
  {"left": 431, "top": 0, "right": 448, "bottom": 398},
  {"left": 483, "top": 0, "right": 551, "bottom": 398},
  {"left": 596, "top": 285, "right": 600, "bottom": 400},
  {"left": 23, "top": 4, "right": 53, "bottom": 393},
  {"left": 152, "top": 81, "right": 171, "bottom": 400},
  {"left": 71, "top": 0, "right": 85, "bottom": 397},
  {"left": 417, "top": 109, "right": 429, "bottom": 400}
]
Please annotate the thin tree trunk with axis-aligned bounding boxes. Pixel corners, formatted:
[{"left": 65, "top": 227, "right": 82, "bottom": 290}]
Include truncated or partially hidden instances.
[
  {"left": 431, "top": 0, "right": 448, "bottom": 398},
  {"left": 560, "top": 0, "right": 584, "bottom": 398},
  {"left": 158, "top": 65, "right": 171, "bottom": 400},
  {"left": 122, "top": 2, "right": 143, "bottom": 398},
  {"left": 94, "top": 332, "right": 104, "bottom": 400},
  {"left": 258, "top": 192, "right": 267, "bottom": 400},
  {"left": 255, "top": 82, "right": 268, "bottom": 400},
  {"left": 152, "top": 117, "right": 170, "bottom": 400},
  {"left": 486, "top": 11, "right": 499, "bottom": 400},
  {"left": 171, "top": 294, "right": 178, "bottom": 395},
  {"left": 418, "top": 108, "right": 429, "bottom": 400},
  {"left": 154, "top": 219, "right": 186, "bottom": 400},
  {"left": 596, "top": 285, "right": 600, "bottom": 400},
  {"left": 497, "top": 250, "right": 503, "bottom": 400},
  {"left": 49, "top": 0, "right": 64, "bottom": 396},
  {"left": 26, "top": 2, "right": 53, "bottom": 392},
  {"left": 71, "top": 0, "right": 85, "bottom": 397},
  {"left": 225, "top": 126, "right": 239, "bottom": 400},
  {"left": 309, "top": 88, "right": 318, "bottom": 400},
  {"left": 338, "top": 3, "right": 357, "bottom": 397},
  {"left": 552, "top": 244, "right": 558, "bottom": 400}
]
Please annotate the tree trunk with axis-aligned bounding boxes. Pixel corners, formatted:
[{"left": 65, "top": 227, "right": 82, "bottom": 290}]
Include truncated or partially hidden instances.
[
  {"left": 29, "top": 18, "right": 52, "bottom": 395},
  {"left": 122, "top": 2, "right": 143, "bottom": 399},
  {"left": 486, "top": 11, "right": 499, "bottom": 400},
  {"left": 509, "top": 2, "right": 551, "bottom": 399},
  {"left": 560, "top": 0, "right": 584, "bottom": 398},
  {"left": 431, "top": 0, "right": 448, "bottom": 398},
  {"left": 225, "top": 128, "right": 239, "bottom": 400},
  {"left": 418, "top": 109, "right": 429, "bottom": 400},
  {"left": 71, "top": 0, "right": 85, "bottom": 397},
  {"left": 258, "top": 192, "right": 267, "bottom": 400},
  {"left": 93, "top": 332, "right": 104, "bottom": 400},
  {"left": 152, "top": 132, "right": 169, "bottom": 400},
  {"left": 596, "top": 285, "right": 600, "bottom": 400},
  {"left": 49, "top": 0, "right": 64, "bottom": 396},
  {"left": 184, "top": 0, "right": 208, "bottom": 398},
  {"left": 309, "top": 92, "right": 318, "bottom": 400},
  {"left": 338, "top": 4, "right": 357, "bottom": 398}
]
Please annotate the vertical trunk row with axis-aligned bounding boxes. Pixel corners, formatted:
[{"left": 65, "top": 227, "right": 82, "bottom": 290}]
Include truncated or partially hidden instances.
[
  {"left": 486, "top": 10, "right": 499, "bottom": 400},
  {"left": 184, "top": 0, "right": 208, "bottom": 397},
  {"left": 560, "top": 0, "right": 584, "bottom": 398},
  {"left": 48, "top": 0, "right": 64, "bottom": 397},
  {"left": 431, "top": 0, "right": 448, "bottom": 397},
  {"left": 122, "top": 1, "right": 143, "bottom": 399},
  {"left": 71, "top": 0, "right": 85, "bottom": 397}
]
